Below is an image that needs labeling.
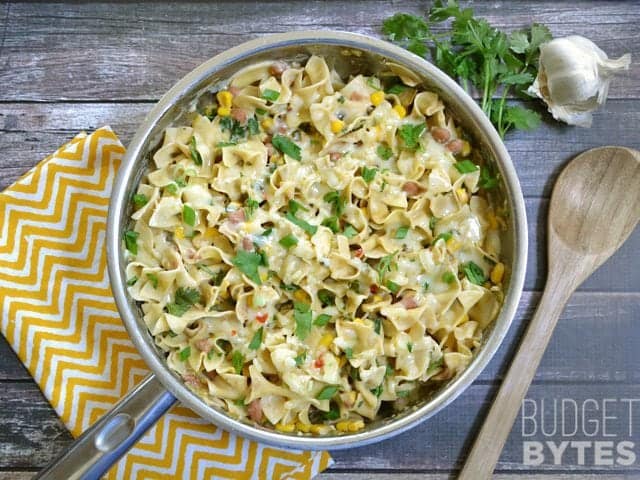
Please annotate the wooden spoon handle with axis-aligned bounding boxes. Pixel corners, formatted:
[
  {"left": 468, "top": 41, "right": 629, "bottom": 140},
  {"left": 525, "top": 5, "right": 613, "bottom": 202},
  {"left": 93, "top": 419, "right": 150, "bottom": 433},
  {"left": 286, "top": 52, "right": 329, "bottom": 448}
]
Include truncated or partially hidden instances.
[{"left": 459, "top": 283, "right": 572, "bottom": 479}]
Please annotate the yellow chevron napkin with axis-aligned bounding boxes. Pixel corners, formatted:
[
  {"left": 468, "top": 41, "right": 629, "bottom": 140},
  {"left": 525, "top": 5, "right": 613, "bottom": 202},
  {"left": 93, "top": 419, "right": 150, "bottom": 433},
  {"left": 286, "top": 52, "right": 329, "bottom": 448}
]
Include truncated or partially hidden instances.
[{"left": 0, "top": 127, "right": 333, "bottom": 479}]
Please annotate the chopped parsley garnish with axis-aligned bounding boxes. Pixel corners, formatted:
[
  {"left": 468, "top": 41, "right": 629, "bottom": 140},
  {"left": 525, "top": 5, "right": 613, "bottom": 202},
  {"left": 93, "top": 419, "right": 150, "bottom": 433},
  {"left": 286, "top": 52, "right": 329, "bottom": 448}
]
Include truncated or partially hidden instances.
[
  {"left": 395, "top": 226, "right": 410, "bottom": 239},
  {"left": 166, "top": 287, "right": 201, "bottom": 317},
  {"left": 166, "top": 183, "right": 178, "bottom": 195},
  {"left": 272, "top": 135, "right": 302, "bottom": 161},
  {"left": 217, "top": 141, "right": 236, "bottom": 148},
  {"left": 427, "top": 356, "right": 444, "bottom": 375},
  {"left": 429, "top": 216, "right": 439, "bottom": 230},
  {"left": 454, "top": 159, "right": 479, "bottom": 174},
  {"left": 321, "top": 216, "right": 340, "bottom": 233},
  {"left": 323, "top": 190, "right": 346, "bottom": 216},
  {"left": 126, "top": 276, "right": 138, "bottom": 286},
  {"left": 386, "top": 84, "right": 409, "bottom": 94},
  {"left": 244, "top": 198, "right": 260, "bottom": 219},
  {"left": 397, "top": 389, "right": 412, "bottom": 398},
  {"left": 183, "top": 205, "right": 196, "bottom": 227},
  {"left": 232, "top": 250, "right": 263, "bottom": 284},
  {"left": 220, "top": 116, "right": 247, "bottom": 143},
  {"left": 132, "top": 193, "right": 148, "bottom": 209},
  {"left": 261, "top": 89, "right": 280, "bottom": 102},
  {"left": 294, "top": 301, "right": 313, "bottom": 341},
  {"left": 337, "top": 95, "right": 346, "bottom": 104},
  {"left": 280, "top": 282, "right": 299, "bottom": 292},
  {"left": 255, "top": 107, "right": 267, "bottom": 115},
  {"left": 362, "top": 166, "right": 378, "bottom": 183},
  {"left": 232, "top": 350, "right": 244, "bottom": 374},
  {"left": 463, "top": 261, "right": 487, "bottom": 285},
  {"left": 285, "top": 212, "right": 317, "bottom": 235},
  {"left": 124, "top": 230, "right": 139, "bottom": 254},
  {"left": 179, "top": 346, "right": 191, "bottom": 361},
  {"left": 376, "top": 143, "right": 393, "bottom": 160},
  {"left": 366, "top": 76, "right": 382, "bottom": 90},
  {"left": 407, "top": 342, "right": 414, "bottom": 353},
  {"left": 260, "top": 227, "right": 273, "bottom": 236},
  {"left": 247, "top": 117, "right": 260, "bottom": 136},
  {"left": 294, "top": 351, "right": 307, "bottom": 366},
  {"left": 317, "top": 289, "right": 335, "bottom": 306},
  {"left": 377, "top": 250, "right": 398, "bottom": 282},
  {"left": 385, "top": 364, "right": 394, "bottom": 377},
  {"left": 479, "top": 165, "right": 499, "bottom": 189},
  {"left": 386, "top": 280, "right": 400, "bottom": 294},
  {"left": 146, "top": 273, "right": 159, "bottom": 289},
  {"left": 288, "top": 199, "right": 307, "bottom": 215},
  {"left": 313, "top": 314, "right": 332, "bottom": 327},
  {"left": 233, "top": 397, "right": 246, "bottom": 407},
  {"left": 370, "top": 385, "right": 383, "bottom": 397},
  {"left": 189, "top": 136, "right": 203, "bottom": 166},
  {"left": 343, "top": 224, "right": 358, "bottom": 238},
  {"left": 434, "top": 231, "right": 453, "bottom": 244},
  {"left": 248, "top": 327, "right": 263, "bottom": 350},
  {"left": 196, "top": 264, "right": 224, "bottom": 285},
  {"left": 442, "top": 271, "right": 457, "bottom": 284},
  {"left": 423, "top": 280, "right": 430, "bottom": 291},
  {"left": 344, "top": 347, "right": 353, "bottom": 359},
  {"left": 398, "top": 123, "right": 426, "bottom": 150},
  {"left": 324, "top": 406, "right": 340, "bottom": 420},
  {"left": 279, "top": 233, "right": 298, "bottom": 249},
  {"left": 373, "top": 317, "right": 382, "bottom": 334},
  {"left": 317, "top": 385, "right": 339, "bottom": 400}
]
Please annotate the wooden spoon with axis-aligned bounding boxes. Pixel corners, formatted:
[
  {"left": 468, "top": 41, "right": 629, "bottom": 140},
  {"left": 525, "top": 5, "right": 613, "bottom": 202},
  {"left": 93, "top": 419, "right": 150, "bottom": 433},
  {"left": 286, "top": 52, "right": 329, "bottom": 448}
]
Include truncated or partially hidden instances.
[{"left": 459, "top": 146, "right": 640, "bottom": 479}]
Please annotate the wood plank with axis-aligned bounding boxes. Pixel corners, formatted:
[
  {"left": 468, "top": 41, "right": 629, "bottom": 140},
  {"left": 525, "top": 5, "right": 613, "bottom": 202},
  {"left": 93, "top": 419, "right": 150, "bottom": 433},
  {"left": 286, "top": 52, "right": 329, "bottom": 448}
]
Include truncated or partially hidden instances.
[
  {"left": 3, "top": 381, "right": 640, "bottom": 471},
  {"left": 2, "top": 292, "right": 638, "bottom": 383},
  {"left": 1, "top": 100, "right": 638, "bottom": 197},
  {"left": 1, "top": 1, "right": 637, "bottom": 101}
]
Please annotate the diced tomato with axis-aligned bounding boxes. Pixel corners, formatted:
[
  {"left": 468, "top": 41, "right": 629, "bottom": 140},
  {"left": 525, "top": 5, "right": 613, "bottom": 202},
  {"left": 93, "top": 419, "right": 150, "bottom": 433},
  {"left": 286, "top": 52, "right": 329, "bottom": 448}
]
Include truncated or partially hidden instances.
[
  {"left": 231, "top": 330, "right": 237, "bottom": 336},
  {"left": 314, "top": 357, "right": 325, "bottom": 369},
  {"left": 256, "top": 311, "right": 268, "bottom": 324},
  {"left": 370, "top": 284, "right": 379, "bottom": 294},
  {"left": 353, "top": 247, "right": 364, "bottom": 259}
]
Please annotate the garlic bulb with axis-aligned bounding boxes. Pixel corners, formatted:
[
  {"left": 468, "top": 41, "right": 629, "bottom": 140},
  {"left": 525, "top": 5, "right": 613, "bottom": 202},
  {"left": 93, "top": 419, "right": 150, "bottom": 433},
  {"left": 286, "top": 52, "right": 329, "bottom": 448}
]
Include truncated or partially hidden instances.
[{"left": 528, "top": 35, "right": 631, "bottom": 127}]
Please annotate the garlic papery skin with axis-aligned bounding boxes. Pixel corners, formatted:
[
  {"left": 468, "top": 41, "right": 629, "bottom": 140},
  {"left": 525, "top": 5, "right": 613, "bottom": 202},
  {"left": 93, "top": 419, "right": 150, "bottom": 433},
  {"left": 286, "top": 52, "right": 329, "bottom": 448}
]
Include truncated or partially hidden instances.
[{"left": 527, "top": 35, "right": 631, "bottom": 127}]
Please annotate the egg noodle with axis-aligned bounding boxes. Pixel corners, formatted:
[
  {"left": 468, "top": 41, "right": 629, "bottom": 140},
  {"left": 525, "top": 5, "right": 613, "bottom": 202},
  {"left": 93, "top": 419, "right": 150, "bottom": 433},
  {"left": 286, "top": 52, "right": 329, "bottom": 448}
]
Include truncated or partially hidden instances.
[{"left": 124, "top": 55, "right": 505, "bottom": 435}]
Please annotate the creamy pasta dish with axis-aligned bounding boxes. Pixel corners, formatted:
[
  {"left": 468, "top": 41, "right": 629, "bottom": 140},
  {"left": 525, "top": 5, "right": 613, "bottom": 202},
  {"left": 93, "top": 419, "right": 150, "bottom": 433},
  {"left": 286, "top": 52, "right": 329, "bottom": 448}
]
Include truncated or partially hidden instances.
[{"left": 124, "top": 55, "right": 505, "bottom": 435}]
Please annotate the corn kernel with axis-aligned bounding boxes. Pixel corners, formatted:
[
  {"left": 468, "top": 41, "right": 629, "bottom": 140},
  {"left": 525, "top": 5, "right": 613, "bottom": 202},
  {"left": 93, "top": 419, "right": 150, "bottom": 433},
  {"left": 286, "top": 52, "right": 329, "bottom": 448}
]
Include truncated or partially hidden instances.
[
  {"left": 344, "top": 391, "right": 357, "bottom": 406},
  {"left": 348, "top": 420, "right": 365, "bottom": 432},
  {"left": 174, "top": 226, "right": 185, "bottom": 240},
  {"left": 446, "top": 237, "right": 461, "bottom": 252},
  {"left": 319, "top": 333, "right": 335, "bottom": 348},
  {"left": 310, "top": 424, "right": 330, "bottom": 435},
  {"left": 293, "top": 289, "right": 308, "bottom": 302},
  {"left": 275, "top": 423, "right": 295, "bottom": 433},
  {"left": 261, "top": 117, "right": 273, "bottom": 131},
  {"left": 393, "top": 104, "right": 406, "bottom": 118},
  {"left": 330, "top": 119, "right": 344, "bottom": 134},
  {"left": 216, "top": 90, "right": 233, "bottom": 108},
  {"left": 370, "top": 91, "right": 385, "bottom": 106},
  {"left": 456, "top": 187, "right": 469, "bottom": 204},
  {"left": 491, "top": 262, "right": 505, "bottom": 284},
  {"left": 296, "top": 422, "right": 311, "bottom": 433},
  {"left": 259, "top": 272, "right": 268, "bottom": 282},
  {"left": 217, "top": 106, "right": 231, "bottom": 117},
  {"left": 461, "top": 139, "right": 472, "bottom": 157},
  {"left": 336, "top": 421, "right": 350, "bottom": 432}
]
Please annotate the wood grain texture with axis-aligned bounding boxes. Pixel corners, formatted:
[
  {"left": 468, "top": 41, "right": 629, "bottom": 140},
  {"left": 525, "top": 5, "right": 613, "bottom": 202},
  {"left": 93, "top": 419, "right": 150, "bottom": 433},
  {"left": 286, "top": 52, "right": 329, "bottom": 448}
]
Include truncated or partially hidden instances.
[
  {"left": 1, "top": 1, "right": 639, "bottom": 477},
  {"left": 0, "top": 1, "right": 637, "bottom": 101},
  {"left": 1, "top": 100, "right": 638, "bottom": 196}
]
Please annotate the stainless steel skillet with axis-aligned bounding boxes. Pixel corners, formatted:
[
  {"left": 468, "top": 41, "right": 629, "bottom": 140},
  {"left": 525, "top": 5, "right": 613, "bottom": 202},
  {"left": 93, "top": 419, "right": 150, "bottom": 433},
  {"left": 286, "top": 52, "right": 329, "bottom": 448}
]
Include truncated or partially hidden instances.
[{"left": 35, "top": 31, "right": 527, "bottom": 479}]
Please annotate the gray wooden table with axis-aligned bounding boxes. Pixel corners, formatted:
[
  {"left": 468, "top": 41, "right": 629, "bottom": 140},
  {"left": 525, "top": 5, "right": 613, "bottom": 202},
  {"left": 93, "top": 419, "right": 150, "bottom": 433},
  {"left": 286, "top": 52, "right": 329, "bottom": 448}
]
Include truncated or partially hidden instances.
[{"left": 1, "top": 1, "right": 639, "bottom": 479}]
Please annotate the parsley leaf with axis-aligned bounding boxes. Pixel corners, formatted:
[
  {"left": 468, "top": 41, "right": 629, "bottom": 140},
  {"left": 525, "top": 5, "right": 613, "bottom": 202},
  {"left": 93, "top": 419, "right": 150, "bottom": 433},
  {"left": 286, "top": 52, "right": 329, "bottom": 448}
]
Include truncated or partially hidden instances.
[
  {"left": 479, "top": 165, "right": 499, "bottom": 189},
  {"left": 294, "top": 351, "right": 307, "bottom": 366},
  {"left": 386, "top": 84, "right": 409, "bottom": 95},
  {"left": 166, "top": 287, "right": 201, "bottom": 317},
  {"left": 463, "top": 261, "right": 486, "bottom": 285},
  {"left": 377, "top": 251, "right": 398, "bottom": 282},
  {"left": 313, "top": 314, "right": 332, "bottom": 327},
  {"left": 343, "top": 224, "right": 358, "bottom": 238},
  {"left": 179, "top": 346, "right": 191, "bottom": 361},
  {"left": 126, "top": 276, "right": 138, "bottom": 286},
  {"left": 442, "top": 271, "right": 457, "bottom": 284},
  {"left": 317, "top": 289, "right": 335, "bottom": 306},
  {"left": 386, "top": 280, "right": 400, "bottom": 294},
  {"left": 272, "top": 135, "right": 302, "bottom": 161},
  {"left": 317, "top": 385, "right": 339, "bottom": 400},
  {"left": 232, "top": 250, "right": 263, "bottom": 284},
  {"left": 427, "top": 355, "right": 444, "bottom": 375},
  {"left": 183, "top": 205, "right": 196, "bottom": 226},
  {"left": 261, "top": 89, "right": 280, "bottom": 102},
  {"left": 321, "top": 216, "right": 340, "bottom": 233},
  {"left": 434, "top": 231, "right": 452, "bottom": 244},
  {"left": 323, "top": 190, "right": 346, "bottom": 216},
  {"left": 249, "top": 327, "right": 263, "bottom": 350},
  {"left": 244, "top": 198, "right": 260, "bottom": 219},
  {"left": 247, "top": 116, "right": 260, "bottom": 136},
  {"left": 279, "top": 233, "right": 298, "bottom": 249},
  {"left": 398, "top": 123, "right": 426, "bottom": 150},
  {"left": 146, "top": 273, "right": 159, "bottom": 289},
  {"left": 395, "top": 226, "right": 410, "bottom": 239},
  {"left": 454, "top": 160, "right": 479, "bottom": 174},
  {"left": 132, "top": 193, "right": 148, "bottom": 209},
  {"left": 376, "top": 143, "right": 393, "bottom": 160},
  {"left": 124, "top": 230, "right": 139, "bottom": 254},
  {"left": 232, "top": 350, "right": 244, "bottom": 374},
  {"left": 362, "top": 166, "right": 378, "bottom": 183},
  {"left": 294, "top": 301, "right": 312, "bottom": 340},
  {"left": 285, "top": 212, "right": 317, "bottom": 235},
  {"left": 189, "top": 136, "right": 203, "bottom": 166}
]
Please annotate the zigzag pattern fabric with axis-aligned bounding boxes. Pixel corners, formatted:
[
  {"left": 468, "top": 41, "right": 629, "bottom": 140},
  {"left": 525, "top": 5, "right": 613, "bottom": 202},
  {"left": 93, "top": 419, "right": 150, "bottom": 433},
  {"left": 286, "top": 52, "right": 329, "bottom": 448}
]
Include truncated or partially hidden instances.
[{"left": 0, "top": 127, "right": 333, "bottom": 479}]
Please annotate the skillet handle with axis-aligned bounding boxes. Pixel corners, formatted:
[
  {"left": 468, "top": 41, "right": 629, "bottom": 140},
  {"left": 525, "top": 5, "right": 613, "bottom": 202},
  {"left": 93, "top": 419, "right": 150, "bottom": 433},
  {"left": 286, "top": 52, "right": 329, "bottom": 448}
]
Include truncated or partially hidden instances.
[{"left": 34, "top": 374, "right": 176, "bottom": 480}]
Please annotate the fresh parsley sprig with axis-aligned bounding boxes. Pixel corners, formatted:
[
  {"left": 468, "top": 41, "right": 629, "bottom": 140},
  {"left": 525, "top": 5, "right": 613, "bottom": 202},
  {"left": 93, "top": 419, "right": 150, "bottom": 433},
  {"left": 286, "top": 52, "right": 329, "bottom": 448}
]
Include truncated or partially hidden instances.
[{"left": 382, "top": 0, "right": 552, "bottom": 137}]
